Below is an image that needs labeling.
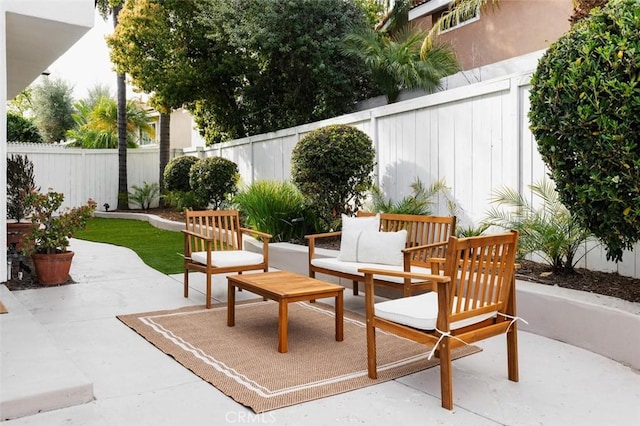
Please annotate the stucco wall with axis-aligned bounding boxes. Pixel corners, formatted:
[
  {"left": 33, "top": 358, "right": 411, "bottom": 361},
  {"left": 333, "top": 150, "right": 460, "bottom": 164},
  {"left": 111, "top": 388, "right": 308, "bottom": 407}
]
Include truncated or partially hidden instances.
[{"left": 415, "top": 0, "right": 573, "bottom": 70}]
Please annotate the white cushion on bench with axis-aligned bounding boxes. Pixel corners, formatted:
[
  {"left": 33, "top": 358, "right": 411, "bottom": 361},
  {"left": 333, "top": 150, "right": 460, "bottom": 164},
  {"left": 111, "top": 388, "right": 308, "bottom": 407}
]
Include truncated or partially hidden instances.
[
  {"left": 375, "top": 292, "right": 497, "bottom": 331},
  {"left": 191, "top": 250, "right": 264, "bottom": 268},
  {"left": 311, "top": 257, "right": 432, "bottom": 284}
]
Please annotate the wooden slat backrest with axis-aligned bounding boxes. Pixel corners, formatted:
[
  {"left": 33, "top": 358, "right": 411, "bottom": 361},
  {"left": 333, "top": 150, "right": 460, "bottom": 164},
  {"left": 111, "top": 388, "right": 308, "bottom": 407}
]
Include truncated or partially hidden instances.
[
  {"left": 442, "top": 232, "right": 518, "bottom": 322},
  {"left": 184, "top": 210, "right": 242, "bottom": 253}
]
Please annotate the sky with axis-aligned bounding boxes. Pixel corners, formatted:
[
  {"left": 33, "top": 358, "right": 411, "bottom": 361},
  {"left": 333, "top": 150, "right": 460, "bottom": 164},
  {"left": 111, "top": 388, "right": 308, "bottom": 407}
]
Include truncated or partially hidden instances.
[{"left": 45, "top": 9, "right": 120, "bottom": 101}]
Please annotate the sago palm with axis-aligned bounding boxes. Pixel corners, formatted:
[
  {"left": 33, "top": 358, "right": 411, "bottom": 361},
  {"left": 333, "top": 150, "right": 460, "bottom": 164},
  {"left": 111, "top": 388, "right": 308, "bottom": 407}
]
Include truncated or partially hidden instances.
[
  {"left": 483, "top": 179, "right": 595, "bottom": 271},
  {"left": 343, "top": 25, "right": 459, "bottom": 103}
]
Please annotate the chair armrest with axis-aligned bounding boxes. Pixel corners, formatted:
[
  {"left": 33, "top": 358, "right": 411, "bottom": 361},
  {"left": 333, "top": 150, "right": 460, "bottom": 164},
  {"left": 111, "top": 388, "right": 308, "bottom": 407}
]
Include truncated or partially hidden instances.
[
  {"left": 240, "top": 227, "right": 272, "bottom": 242},
  {"left": 305, "top": 231, "right": 342, "bottom": 261},
  {"left": 357, "top": 267, "right": 450, "bottom": 284},
  {"left": 402, "top": 240, "right": 448, "bottom": 255},
  {"left": 182, "top": 229, "right": 214, "bottom": 241}
]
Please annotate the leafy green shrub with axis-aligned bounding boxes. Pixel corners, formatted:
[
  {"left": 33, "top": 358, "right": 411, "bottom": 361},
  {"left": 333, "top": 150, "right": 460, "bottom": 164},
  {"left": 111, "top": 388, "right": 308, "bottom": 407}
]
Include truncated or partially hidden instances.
[
  {"left": 528, "top": 0, "right": 639, "bottom": 262},
  {"left": 368, "top": 177, "right": 447, "bottom": 215},
  {"left": 189, "top": 157, "right": 239, "bottom": 210},
  {"left": 7, "top": 111, "right": 43, "bottom": 142},
  {"left": 7, "top": 154, "right": 38, "bottom": 222},
  {"left": 163, "top": 155, "right": 199, "bottom": 192},
  {"left": 291, "top": 125, "right": 375, "bottom": 229},
  {"left": 483, "top": 179, "right": 595, "bottom": 271},
  {"left": 129, "top": 182, "right": 160, "bottom": 210},
  {"left": 162, "top": 190, "right": 204, "bottom": 212},
  {"left": 234, "top": 181, "right": 313, "bottom": 243}
]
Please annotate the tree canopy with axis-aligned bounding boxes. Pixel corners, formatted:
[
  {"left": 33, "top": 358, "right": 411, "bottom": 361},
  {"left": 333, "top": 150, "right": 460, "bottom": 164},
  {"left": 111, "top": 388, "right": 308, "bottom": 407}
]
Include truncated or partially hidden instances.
[
  {"left": 31, "top": 77, "right": 75, "bottom": 143},
  {"left": 107, "top": 0, "right": 374, "bottom": 144}
]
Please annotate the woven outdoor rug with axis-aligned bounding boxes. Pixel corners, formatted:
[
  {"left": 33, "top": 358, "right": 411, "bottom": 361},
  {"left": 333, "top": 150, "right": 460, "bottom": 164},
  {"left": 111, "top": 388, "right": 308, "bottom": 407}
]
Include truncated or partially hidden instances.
[{"left": 117, "top": 300, "right": 480, "bottom": 413}]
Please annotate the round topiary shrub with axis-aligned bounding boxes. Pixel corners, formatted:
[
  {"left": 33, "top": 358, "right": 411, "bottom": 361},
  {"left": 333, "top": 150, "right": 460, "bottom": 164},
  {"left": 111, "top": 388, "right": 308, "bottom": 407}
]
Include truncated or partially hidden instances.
[
  {"left": 528, "top": 0, "right": 640, "bottom": 262},
  {"left": 163, "top": 155, "right": 199, "bottom": 192},
  {"left": 189, "top": 157, "right": 239, "bottom": 209},
  {"left": 291, "top": 124, "right": 375, "bottom": 229}
]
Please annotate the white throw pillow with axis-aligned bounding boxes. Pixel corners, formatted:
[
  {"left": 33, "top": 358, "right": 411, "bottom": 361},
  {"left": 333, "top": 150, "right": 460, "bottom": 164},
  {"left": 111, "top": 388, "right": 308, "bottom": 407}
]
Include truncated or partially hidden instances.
[
  {"left": 337, "top": 213, "right": 380, "bottom": 262},
  {"left": 356, "top": 229, "right": 407, "bottom": 266}
]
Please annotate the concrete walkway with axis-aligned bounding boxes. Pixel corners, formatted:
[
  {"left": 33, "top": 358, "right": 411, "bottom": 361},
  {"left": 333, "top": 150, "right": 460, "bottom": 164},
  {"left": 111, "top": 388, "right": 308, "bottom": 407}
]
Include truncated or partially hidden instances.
[{"left": 1, "top": 238, "right": 639, "bottom": 425}]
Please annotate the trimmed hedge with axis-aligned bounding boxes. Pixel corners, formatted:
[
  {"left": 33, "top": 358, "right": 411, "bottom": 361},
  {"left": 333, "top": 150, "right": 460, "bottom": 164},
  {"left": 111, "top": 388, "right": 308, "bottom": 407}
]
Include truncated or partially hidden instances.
[{"left": 529, "top": 0, "right": 640, "bottom": 261}]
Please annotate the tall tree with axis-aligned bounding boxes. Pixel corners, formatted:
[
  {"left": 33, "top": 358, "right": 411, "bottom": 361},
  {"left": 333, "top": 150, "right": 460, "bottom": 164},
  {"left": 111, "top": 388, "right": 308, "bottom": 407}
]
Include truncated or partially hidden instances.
[
  {"left": 96, "top": 0, "right": 129, "bottom": 210},
  {"left": 195, "top": 0, "right": 373, "bottom": 140},
  {"left": 31, "top": 77, "right": 75, "bottom": 143},
  {"left": 108, "top": 0, "right": 215, "bottom": 193}
]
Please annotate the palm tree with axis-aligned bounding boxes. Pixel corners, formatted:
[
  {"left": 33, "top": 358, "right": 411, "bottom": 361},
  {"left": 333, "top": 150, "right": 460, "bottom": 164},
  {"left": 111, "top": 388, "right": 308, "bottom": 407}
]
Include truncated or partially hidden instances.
[
  {"left": 67, "top": 98, "right": 154, "bottom": 149},
  {"left": 343, "top": 25, "right": 459, "bottom": 103},
  {"left": 97, "top": 0, "right": 129, "bottom": 209}
]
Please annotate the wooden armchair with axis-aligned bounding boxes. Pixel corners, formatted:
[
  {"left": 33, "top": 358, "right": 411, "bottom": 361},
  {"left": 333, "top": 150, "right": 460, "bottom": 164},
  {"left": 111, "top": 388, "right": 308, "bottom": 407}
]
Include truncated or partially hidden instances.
[
  {"left": 183, "top": 210, "right": 271, "bottom": 308},
  {"left": 360, "top": 231, "right": 520, "bottom": 410}
]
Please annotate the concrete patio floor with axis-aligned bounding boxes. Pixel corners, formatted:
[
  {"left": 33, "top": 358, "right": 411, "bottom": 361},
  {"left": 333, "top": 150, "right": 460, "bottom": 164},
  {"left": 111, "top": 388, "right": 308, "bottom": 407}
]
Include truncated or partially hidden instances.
[{"left": 1, "top": 238, "right": 639, "bottom": 425}]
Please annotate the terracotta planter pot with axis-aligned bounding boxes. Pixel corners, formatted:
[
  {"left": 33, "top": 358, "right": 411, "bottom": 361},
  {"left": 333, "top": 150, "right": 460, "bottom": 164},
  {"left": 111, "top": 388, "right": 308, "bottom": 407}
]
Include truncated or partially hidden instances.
[
  {"left": 31, "top": 251, "right": 74, "bottom": 286},
  {"left": 7, "top": 222, "right": 35, "bottom": 251}
]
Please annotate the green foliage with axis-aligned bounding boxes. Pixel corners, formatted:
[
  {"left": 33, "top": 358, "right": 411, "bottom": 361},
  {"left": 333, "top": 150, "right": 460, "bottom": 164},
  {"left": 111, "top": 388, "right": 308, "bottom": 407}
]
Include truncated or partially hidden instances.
[
  {"left": 291, "top": 125, "right": 375, "bottom": 229},
  {"left": 75, "top": 217, "right": 184, "bottom": 275},
  {"left": 234, "top": 181, "right": 312, "bottom": 243},
  {"left": 66, "top": 98, "right": 153, "bottom": 149},
  {"left": 528, "top": 0, "right": 639, "bottom": 262},
  {"left": 23, "top": 190, "right": 97, "bottom": 255},
  {"left": 162, "top": 190, "right": 204, "bottom": 212},
  {"left": 6, "top": 111, "right": 43, "bottom": 142},
  {"left": 163, "top": 155, "right": 199, "bottom": 192},
  {"left": 6, "top": 155, "right": 38, "bottom": 222},
  {"left": 128, "top": 182, "right": 160, "bottom": 210},
  {"left": 31, "top": 77, "right": 76, "bottom": 143},
  {"left": 368, "top": 177, "right": 448, "bottom": 214},
  {"left": 456, "top": 223, "right": 490, "bottom": 238},
  {"left": 110, "top": 0, "right": 373, "bottom": 144},
  {"left": 343, "top": 25, "right": 459, "bottom": 103},
  {"left": 189, "top": 157, "right": 239, "bottom": 210},
  {"left": 483, "top": 180, "right": 595, "bottom": 271}
]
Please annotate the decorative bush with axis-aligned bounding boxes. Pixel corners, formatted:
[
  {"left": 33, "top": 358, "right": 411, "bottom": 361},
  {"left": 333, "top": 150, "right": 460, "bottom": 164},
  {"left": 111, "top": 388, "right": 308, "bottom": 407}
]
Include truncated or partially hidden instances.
[
  {"left": 128, "top": 181, "right": 160, "bottom": 210},
  {"left": 163, "top": 155, "right": 199, "bottom": 192},
  {"left": 529, "top": 0, "right": 639, "bottom": 262},
  {"left": 368, "top": 177, "right": 447, "bottom": 215},
  {"left": 483, "top": 179, "right": 595, "bottom": 271},
  {"left": 291, "top": 125, "right": 375, "bottom": 229},
  {"left": 234, "top": 180, "right": 314, "bottom": 243},
  {"left": 7, "top": 111, "right": 43, "bottom": 142},
  {"left": 7, "top": 154, "right": 38, "bottom": 222},
  {"left": 189, "top": 157, "right": 239, "bottom": 209}
]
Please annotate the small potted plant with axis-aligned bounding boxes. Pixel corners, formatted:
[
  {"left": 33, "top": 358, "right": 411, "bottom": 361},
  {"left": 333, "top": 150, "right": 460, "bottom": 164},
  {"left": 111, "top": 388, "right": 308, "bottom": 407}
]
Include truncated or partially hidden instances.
[
  {"left": 6, "top": 154, "right": 38, "bottom": 249},
  {"left": 22, "top": 189, "right": 96, "bottom": 285}
]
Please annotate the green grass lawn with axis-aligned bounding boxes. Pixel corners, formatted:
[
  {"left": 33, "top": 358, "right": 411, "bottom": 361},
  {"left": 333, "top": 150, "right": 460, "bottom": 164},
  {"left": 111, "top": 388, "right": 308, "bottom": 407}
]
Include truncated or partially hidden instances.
[{"left": 75, "top": 217, "right": 184, "bottom": 274}]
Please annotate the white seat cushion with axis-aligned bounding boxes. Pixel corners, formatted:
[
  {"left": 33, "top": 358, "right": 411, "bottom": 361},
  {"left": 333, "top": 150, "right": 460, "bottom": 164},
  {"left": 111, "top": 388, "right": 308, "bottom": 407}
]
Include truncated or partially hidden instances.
[
  {"left": 191, "top": 250, "right": 264, "bottom": 268},
  {"left": 374, "top": 292, "right": 497, "bottom": 331},
  {"left": 311, "top": 257, "right": 431, "bottom": 284}
]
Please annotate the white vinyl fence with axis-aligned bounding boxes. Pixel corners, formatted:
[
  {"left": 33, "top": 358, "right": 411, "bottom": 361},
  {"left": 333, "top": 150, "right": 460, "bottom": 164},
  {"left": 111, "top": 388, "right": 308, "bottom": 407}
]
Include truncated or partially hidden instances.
[
  {"left": 8, "top": 68, "right": 640, "bottom": 278},
  {"left": 187, "top": 71, "right": 640, "bottom": 278},
  {"left": 7, "top": 143, "right": 160, "bottom": 210}
]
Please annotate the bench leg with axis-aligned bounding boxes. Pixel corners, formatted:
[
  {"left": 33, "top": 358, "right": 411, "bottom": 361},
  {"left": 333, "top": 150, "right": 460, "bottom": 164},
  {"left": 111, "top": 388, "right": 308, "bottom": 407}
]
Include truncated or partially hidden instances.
[{"left": 353, "top": 280, "right": 359, "bottom": 296}]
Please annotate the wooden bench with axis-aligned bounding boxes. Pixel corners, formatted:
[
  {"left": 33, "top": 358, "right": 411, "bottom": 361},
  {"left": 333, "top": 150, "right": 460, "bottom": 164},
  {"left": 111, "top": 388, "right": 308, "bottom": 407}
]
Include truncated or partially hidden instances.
[{"left": 306, "top": 213, "right": 456, "bottom": 297}]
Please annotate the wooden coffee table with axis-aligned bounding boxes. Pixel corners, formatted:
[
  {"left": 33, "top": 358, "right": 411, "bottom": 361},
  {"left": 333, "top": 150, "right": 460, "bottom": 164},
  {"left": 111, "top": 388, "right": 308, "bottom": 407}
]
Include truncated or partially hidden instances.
[{"left": 227, "top": 271, "right": 344, "bottom": 353}]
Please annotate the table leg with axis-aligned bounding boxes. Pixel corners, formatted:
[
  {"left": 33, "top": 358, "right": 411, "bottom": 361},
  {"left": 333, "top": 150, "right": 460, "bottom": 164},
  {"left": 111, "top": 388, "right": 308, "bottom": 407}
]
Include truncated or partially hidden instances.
[
  {"left": 278, "top": 300, "right": 288, "bottom": 353},
  {"left": 227, "top": 281, "right": 236, "bottom": 327},
  {"left": 335, "top": 291, "right": 344, "bottom": 342}
]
